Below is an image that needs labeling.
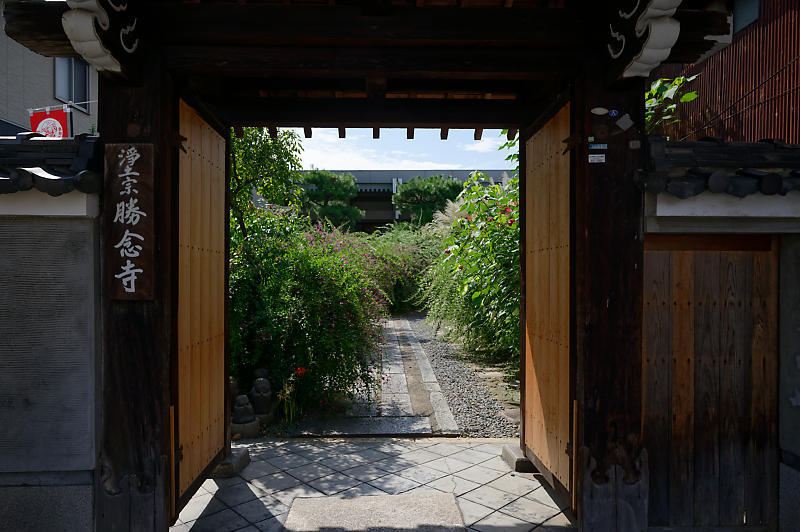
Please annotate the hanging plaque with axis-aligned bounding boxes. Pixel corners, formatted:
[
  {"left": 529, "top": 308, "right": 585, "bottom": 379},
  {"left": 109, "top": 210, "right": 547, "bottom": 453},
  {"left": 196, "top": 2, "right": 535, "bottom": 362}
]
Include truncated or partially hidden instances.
[{"left": 105, "top": 143, "right": 155, "bottom": 300}]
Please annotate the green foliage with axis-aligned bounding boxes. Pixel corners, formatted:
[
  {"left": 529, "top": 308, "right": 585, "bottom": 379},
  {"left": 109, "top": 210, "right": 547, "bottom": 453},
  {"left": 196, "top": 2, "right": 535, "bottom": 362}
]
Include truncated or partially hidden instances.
[
  {"left": 302, "top": 170, "right": 364, "bottom": 230},
  {"left": 645, "top": 75, "right": 699, "bottom": 135},
  {"left": 499, "top": 130, "right": 519, "bottom": 175},
  {"left": 420, "top": 172, "right": 520, "bottom": 364},
  {"left": 392, "top": 175, "right": 463, "bottom": 225},
  {"left": 230, "top": 127, "right": 304, "bottom": 241},
  {"left": 229, "top": 210, "right": 424, "bottom": 420},
  {"left": 368, "top": 223, "right": 442, "bottom": 312}
]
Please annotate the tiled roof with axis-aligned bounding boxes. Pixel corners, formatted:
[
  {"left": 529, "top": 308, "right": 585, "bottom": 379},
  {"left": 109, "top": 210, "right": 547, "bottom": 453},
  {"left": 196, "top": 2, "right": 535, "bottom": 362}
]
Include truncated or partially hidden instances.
[
  {"left": 0, "top": 133, "right": 103, "bottom": 196},
  {"left": 645, "top": 136, "right": 800, "bottom": 199}
]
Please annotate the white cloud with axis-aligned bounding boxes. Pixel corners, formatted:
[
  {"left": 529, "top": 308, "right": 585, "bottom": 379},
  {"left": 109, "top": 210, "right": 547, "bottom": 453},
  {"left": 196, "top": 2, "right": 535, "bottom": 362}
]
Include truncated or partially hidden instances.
[
  {"left": 462, "top": 137, "right": 504, "bottom": 153},
  {"left": 301, "top": 142, "right": 465, "bottom": 169},
  {"left": 294, "top": 131, "right": 464, "bottom": 170},
  {"left": 284, "top": 127, "right": 511, "bottom": 170}
]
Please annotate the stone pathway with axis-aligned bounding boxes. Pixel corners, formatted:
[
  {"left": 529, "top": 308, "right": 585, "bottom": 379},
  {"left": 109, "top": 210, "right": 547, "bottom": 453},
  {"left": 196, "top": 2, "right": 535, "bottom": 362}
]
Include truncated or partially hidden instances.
[
  {"left": 170, "top": 437, "right": 576, "bottom": 531},
  {"left": 293, "top": 318, "right": 457, "bottom": 436}
]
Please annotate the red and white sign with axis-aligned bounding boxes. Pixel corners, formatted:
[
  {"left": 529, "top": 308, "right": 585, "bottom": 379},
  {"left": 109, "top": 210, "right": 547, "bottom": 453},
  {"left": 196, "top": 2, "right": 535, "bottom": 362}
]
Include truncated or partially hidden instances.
[{"left": 29, "top": 108, "right": 71, "bottom": 139}]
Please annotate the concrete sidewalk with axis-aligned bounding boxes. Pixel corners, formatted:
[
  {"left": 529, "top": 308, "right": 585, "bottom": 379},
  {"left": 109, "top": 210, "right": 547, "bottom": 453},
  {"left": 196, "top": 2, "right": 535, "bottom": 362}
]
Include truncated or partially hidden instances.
[{"left": 170, "top": 437, "right": 575, "bottom": 531}]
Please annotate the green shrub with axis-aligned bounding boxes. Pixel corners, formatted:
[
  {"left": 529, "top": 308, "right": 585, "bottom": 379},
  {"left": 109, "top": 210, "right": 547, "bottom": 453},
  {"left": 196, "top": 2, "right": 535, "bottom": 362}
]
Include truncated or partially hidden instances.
[
  {"left": 369, "top": 223, "right": 442, "bottom": 313},
  {"left": 229, "top": 208, "right": 394, "bottom": 420},
  {"left": 645, "top": 75, "right": 699, "bottom": 135},
  {"left": 420, "top": 172, "right": 520, "bottom": 363},
  {"left": 392, "top": 175, "right": 463, "bottom": 225}
]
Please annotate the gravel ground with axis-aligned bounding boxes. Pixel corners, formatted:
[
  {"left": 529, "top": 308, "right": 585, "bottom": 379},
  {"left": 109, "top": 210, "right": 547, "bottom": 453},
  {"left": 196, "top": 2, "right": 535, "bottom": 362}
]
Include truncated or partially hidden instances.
[{"left": 406, "top": 315, "right": 519, "bottom": 438}]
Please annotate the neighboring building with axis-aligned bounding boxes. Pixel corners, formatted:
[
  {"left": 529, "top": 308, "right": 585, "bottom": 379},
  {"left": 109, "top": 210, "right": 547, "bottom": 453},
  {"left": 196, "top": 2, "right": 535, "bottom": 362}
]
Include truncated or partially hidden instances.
[
  {"left": 305, "top": 169, "right": 512, "bottom": 231},
  {"left": 0, "top": 133, "right": 103, "bottom": 532},
  {"left": 0, "top": 13, "right": 98, "bottom": 136},
  {"left": 655, "top": 0, "right": 799, "bottom": 142}
]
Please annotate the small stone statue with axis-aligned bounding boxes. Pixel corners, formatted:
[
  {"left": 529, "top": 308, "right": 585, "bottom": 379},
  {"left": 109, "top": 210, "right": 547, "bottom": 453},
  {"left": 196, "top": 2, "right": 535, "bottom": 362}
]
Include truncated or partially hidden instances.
[
  {"left": 249, "top": 378, "right": 273, "bottom": 414},
  {"left": 229, "top": 376, "right": 239, "bottom": 400},
  {"left": 253, "top": 368, "right": 270, "bottom": 380},
  {"left": 232, "top": 394, "right": 255, "bottom": 424}
]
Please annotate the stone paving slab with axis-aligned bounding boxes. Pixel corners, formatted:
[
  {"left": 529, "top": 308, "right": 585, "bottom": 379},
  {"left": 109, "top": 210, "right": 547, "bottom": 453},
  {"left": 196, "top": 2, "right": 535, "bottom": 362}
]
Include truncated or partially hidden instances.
[
  {"left": 397, "top": 319, "right": 439, "bottom": 384},
  {"left": 380, "top": 393, "right": 414, "bottom": 416},
  {"left": 171, "top": 438, "right": 576, "bottom": 531},
  {"left": 344, "top": 402, "right": 380, "bottom": 417},
  {"left": 382, "top": 359, "right": 405, "bottom": 374},
  {"left": 283, "top": 492, "right": 466, "bottom": 532},
  {"left": 392, "top": 319, "right": 458, "bottom": 434},
  {"left": 431, "top": 391, "right": 459, "bottom": 433},
  {"left": 296, "top": 318, "right": 461, "bottom": 436},
  {"left": 384, "top": 373, "right": 409, "bottom": 394},
  {"left": 295, "top": 416, "right": 432, "bottom": 437}
]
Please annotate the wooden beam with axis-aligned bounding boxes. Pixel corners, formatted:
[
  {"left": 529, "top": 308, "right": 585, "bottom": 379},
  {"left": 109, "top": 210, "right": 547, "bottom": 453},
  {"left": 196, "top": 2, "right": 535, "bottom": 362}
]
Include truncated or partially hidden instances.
[
  {"left": 373, "top": 127, "right": 380, "bottom": 139},
  {"left": 268, "top": 126, "right": 278, "bottom": 139},
  {"left": 165, "top": 45, "right": 575, "bottom": 81},
  {"left": 441, "top": 128, "right": 449, "bottom": 140},
  {"left": 474, "top": 128, "right": 483, "bottom": 140},
  {"left": 211, "top": 98, "right": 536, "bottom": 129},
  {"left": 2, "top": 0, "right": 78, "bottom": 57},
  {"left": 338, "top": 127, "right": 346, "bottom": 138},
  {"left": 366, "top": 77, "right": 388, "bottom": 100},
  {"left": 407, "top": 128, "right": 415, "bottom": 140},
  {"left": 304, "top": 127, "right": 312, "bottom": 138},
  {"left": 155, "top": 6, "right": 583, "bottom": 49},
  {"left": 668, "top": 9, "right": 733, "bottom": 63}
]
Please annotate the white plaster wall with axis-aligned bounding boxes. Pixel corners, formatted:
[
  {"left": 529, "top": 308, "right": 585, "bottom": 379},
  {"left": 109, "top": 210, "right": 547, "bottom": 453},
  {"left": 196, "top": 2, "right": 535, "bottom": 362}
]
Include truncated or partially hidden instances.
[
  {"left": 0, "top": 190, "right": 99, "bottom": 217},
  {"left": 656, "top": 190, "right": 800, "bottom": 218},
  {"left": 0, "top": 13, "right": 99, "bottom": 135}
]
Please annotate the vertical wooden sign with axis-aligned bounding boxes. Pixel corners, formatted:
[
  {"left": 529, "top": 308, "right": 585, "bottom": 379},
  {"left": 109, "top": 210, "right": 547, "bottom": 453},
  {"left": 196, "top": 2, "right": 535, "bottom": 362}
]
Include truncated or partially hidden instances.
[{"left": 105, "top": 143, "right": 155, "bottom": 300}]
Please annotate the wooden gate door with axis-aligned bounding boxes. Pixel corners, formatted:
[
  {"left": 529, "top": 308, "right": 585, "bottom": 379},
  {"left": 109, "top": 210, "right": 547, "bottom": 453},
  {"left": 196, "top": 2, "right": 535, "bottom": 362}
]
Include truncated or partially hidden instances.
[
  {"left": 643, "top": 234, "right": 779, "bottom": 530},
  {"left": 174, "top": 100, "right": 227, "bottom": 511},
  {"left": 521, "top": 103, "right": 572, "bottom": 496}
]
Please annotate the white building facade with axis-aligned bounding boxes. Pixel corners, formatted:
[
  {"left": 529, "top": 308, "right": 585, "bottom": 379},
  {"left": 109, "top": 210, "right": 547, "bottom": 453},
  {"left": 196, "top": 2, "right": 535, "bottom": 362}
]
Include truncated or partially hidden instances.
[{"left": 0, "top": 13, "right": 98, "bottom": 136}]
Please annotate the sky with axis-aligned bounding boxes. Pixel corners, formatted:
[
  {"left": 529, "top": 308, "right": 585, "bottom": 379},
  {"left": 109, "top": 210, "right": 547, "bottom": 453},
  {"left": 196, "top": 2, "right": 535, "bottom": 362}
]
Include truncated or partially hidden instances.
[{"left": 288, "top": 128, "right": 515, "bottom": 171}]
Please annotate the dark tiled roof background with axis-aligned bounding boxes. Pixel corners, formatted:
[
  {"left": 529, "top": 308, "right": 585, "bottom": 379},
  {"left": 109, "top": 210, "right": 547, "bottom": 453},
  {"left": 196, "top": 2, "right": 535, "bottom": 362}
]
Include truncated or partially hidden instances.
[
  {"left": 646, "top": 136, "right": 800, "bottom": 199},
  {"left": 0, "top": 132, "right": 103, "bottom": 196}
]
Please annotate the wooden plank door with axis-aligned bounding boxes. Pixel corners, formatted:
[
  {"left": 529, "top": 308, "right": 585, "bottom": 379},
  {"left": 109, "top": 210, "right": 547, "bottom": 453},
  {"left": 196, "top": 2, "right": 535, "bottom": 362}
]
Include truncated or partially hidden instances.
[
  {"left": 174, "top": 100, "right": 227, "bottom": 510},
  {"left": 642, "top": 234, "right": 779, "bottom": 530},
  {"left": 521, "top": 103, "right": 572, "bottom": 493}
]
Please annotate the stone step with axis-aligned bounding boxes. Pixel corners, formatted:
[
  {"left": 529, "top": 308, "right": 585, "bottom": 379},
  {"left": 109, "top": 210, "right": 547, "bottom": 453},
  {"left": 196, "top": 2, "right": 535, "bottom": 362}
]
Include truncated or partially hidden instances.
[
  {"left": 283, "top": 492, "right": 466, "bottom": 532},
  {"left": 292, "top": 415, "right": 432, "bottom": 437}
]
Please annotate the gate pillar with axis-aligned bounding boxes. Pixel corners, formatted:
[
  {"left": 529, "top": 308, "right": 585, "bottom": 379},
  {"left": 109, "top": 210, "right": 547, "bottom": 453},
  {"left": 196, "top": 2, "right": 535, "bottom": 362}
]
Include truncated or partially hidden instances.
[
  {"left": 573, "top": 69, "right": 647, "bottom": 530},
  {"left": 96, "top": 55, "right": 177, "bottom": 531}
]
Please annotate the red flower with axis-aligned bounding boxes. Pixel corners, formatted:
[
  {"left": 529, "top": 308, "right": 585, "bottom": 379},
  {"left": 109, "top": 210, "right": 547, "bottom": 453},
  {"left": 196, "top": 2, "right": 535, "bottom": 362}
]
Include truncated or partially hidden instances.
[
  {"left": 508, "top": 219, "right": 515, "bottom": 225},
  {"left": 444, "top": 249, "right": 451, "bottom": 254},
  {"left": 296, "top": 367, "right": 307, "bottom": 375}
]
